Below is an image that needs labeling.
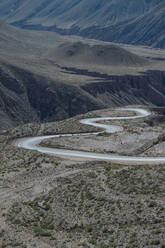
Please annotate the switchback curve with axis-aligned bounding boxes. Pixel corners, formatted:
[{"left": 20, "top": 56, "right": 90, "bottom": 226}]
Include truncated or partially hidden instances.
[{"left": 16, "top": 108, "right": 165, "bottom": 164}]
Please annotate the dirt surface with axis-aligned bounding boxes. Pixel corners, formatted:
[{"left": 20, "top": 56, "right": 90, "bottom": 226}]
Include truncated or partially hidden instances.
[
  {"left": 40, "top": 107, "right": 165, "bottom": 157},
  {"left": 0, "top": 106, "right": 165, "bottom": 247}
]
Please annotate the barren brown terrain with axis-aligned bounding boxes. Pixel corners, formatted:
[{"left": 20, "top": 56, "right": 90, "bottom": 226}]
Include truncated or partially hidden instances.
[
  {"left": 40, "top": 107, "right": 165, "bottom": 158},
  {"left": 1, "top": 21, "right": 165, "bottom": 131},
  {"left": 0, "top": 18, "right": 165, "bottom": 248},
  {"left": 0, "top": 106, "right": 164, "bottom": 247}
]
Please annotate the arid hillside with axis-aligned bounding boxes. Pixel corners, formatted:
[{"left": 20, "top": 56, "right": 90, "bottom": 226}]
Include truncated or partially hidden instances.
[
  {"left": 0, "top": 22, "right": 165, "bottom": 130},
  {"left": 0, "top": 0, "right": 164, "bottom": 48}
]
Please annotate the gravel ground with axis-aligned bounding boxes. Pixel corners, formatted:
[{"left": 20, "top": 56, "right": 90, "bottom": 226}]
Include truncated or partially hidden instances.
[
  {"left": 40, "top": 107, "right": 164, "bottom": 157},
  {"left": 0, "top": 106, "right": 164, "bottom": 247}
]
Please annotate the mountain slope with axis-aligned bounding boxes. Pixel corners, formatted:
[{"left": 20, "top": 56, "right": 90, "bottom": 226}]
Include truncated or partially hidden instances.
[
  {"left": 0, "top": 0, "right": 160, "bottom": 28},
  {"left": 0, "top": 0, "right": 164, "bottom": 48},
  {"left": 48, "top": 42, "right": 147, "bottom": 67},
  {"left": 0, "top": 62, "right": 105, "bottom": 130},
  {"left": 0, "top": 0, "right": 164, "bottom": 47},
  {"left": 1, "top": 22, "right": 165, "bottom": 130},
  {"left": 79, "top": 1, "right": 165, "bottom": 48},
  {"left": 0, "top": 22, "right": 105, "bottom": 129},
  {"left": 115, "top": 2, "right": 165, "bottom": 48}
]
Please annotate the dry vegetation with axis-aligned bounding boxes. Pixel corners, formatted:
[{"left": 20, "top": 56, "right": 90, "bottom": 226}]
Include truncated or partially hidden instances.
[
  {"left": 5, "top": 162, "right": 165, "bottom": 248},
  {"left": 0, "top": 107, "right": 164, "bottom": 247},
  {"left": 0, "top": 6, "right": 165, "bottom": 248},
  {"left": 40, "top": 107, "right": 165, "bottom": 157}
]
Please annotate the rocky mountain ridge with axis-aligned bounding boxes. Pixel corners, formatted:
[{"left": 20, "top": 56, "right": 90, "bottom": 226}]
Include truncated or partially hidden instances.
[{"left": 0, "top": 0, "right": 164, "bottom": 47}]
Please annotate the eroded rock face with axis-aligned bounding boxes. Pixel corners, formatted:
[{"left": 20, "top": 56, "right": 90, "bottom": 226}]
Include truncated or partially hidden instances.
[
  {"left": 81, "top": 70, "right": 165, "bottom": 107},
  {"left": 0, "top": 65, "right": 103, "bottom": 130},
  {"left": 1, "top": 60, "right": 165, "bottom": 131}
]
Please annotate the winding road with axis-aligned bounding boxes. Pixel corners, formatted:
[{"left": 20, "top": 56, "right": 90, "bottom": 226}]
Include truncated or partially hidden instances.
[{"left": 16, "top": 108, "right": 165, "bottom": 164}]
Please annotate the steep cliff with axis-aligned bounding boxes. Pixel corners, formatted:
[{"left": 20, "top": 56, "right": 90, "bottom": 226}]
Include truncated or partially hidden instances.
[
  {"left": 81, "top": 70, "right": 165, "bottom": 107},
  {"left": 0, "top": 64, "right": 103, "bottom": 130}
]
